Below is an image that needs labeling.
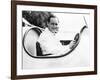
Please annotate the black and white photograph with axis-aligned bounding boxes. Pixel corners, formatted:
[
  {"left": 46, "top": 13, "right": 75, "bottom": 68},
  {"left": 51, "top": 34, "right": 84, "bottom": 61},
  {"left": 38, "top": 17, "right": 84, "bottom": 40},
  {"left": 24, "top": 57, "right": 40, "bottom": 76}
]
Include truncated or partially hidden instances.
[
  {"left": 22, "top": 11, "right": 91, "bottom": 68},
  {"left": 11, "top": 1, "right": 97, "bottom": 79}
]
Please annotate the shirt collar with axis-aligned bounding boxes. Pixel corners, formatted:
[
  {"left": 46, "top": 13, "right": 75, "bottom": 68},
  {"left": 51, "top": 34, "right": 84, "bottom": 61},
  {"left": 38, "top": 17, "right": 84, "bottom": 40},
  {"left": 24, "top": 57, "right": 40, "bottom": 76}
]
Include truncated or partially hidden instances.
[{"left": 45, "top": 28, "right": 56, "bottom": 36}]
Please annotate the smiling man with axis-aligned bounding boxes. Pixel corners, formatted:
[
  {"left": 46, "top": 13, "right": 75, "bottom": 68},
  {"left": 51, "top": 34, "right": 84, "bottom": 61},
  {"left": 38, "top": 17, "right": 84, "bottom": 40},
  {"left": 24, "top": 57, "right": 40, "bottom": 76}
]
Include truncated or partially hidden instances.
[{"left": 37, "top": 15, "right": 76, "bottom": 56}]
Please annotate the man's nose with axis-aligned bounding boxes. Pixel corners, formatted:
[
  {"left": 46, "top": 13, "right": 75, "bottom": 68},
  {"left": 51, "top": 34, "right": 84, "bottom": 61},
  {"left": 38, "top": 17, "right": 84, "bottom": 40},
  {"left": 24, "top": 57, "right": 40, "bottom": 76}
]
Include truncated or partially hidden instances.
[{"left": 54, "top": 25, "right": 57, "bottom": 28}]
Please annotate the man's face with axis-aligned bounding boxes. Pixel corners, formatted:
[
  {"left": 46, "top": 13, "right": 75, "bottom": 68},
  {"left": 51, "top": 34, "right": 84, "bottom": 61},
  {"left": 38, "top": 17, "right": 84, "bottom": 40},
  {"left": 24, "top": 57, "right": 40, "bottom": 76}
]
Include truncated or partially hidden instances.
[{"left": 47, "top": 17, "right": 59, "bottom": 34}]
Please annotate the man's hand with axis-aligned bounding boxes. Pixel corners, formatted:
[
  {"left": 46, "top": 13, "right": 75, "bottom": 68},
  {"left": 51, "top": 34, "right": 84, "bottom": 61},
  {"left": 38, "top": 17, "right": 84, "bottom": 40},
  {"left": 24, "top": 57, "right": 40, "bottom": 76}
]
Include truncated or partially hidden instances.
[
  {"left": 69, "top": 33, "right": 80, "bottom": 49},
  {"left": 69, "top": 40, "right": 76, "bottom": 49}
]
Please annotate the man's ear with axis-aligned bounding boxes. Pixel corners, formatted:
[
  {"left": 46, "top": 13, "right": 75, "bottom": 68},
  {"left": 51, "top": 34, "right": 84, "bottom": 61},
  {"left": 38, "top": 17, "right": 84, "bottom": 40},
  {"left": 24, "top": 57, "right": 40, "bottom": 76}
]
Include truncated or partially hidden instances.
[{"left": 47, "top": 22, "right": 49, "bottom": 27}]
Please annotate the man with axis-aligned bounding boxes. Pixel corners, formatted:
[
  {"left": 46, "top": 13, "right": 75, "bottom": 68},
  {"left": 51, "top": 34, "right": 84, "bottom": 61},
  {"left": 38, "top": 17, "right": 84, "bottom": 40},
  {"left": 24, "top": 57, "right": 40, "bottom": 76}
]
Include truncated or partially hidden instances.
[{"left": 37, "top": 15, "right": 76, "bottom": 56}]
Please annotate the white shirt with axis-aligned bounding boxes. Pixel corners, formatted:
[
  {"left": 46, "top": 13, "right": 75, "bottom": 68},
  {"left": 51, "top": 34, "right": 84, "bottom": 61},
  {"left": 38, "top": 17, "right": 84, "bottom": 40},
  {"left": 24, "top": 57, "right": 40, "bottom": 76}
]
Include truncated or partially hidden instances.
[{"left": 37, "top": 28, "right": 70, "bottom": 56}]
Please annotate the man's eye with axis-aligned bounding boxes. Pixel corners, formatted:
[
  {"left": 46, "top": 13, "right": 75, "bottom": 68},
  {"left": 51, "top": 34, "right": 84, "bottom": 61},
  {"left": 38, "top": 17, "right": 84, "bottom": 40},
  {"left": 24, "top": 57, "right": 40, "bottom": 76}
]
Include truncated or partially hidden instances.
[
  {"left": 55, "top": 23, "right": 58, "bottom": 25},
  {"left": 51, "top": 23, "right": 54, "bottom": 25},
  {"left": 51, "top": 23, "right": 58, "bottom": 25}
]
